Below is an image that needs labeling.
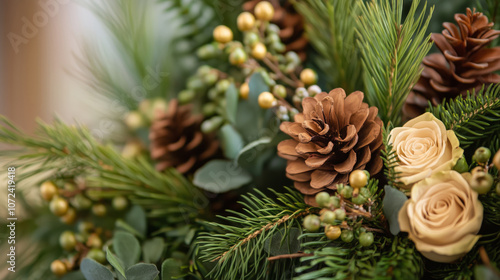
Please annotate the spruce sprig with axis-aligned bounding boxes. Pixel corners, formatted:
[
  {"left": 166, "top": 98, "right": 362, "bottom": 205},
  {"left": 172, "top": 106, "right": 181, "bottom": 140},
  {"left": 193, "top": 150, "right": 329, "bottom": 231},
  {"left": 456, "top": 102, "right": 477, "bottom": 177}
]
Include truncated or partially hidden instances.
[
  {"left": 294, "top": 0, "right": 362, "bottom": 92},
  {"left": 357, "top": 0, "right": 434, "bottom": 126},
  {"left": 428, "top": 84, "right": 500, "bottom": 150},
  {"left": 0, "top": 116, "right": 206, "bottom": 221},
  {"left": 381, "top": 123, "right": 402, "bottom": 188},
  {"left": 197, "top": 188, "right": 312, "bottom": 280}
]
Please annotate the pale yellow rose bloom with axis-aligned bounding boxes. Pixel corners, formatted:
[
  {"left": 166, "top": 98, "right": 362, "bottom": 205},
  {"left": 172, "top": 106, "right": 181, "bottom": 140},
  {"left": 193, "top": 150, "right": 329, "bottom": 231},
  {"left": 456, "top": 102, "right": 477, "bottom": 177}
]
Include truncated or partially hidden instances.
[
  {"left": 389, "top": 112, "right": 463, "bottom": 190},
  {"left": 398, "top": 171, "right": 483, "bottom": 263}
]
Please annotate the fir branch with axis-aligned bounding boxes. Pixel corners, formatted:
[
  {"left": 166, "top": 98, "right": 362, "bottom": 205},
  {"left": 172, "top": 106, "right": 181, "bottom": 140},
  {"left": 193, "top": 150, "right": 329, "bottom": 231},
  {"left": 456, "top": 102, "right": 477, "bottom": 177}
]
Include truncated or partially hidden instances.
[
  {"left": 381, "top": 123, "right": 401, "bottom": 187},
  {"left": 357, "top": 0, "right": 434, "bottom": 126},
  {"left": 428, "top": 84, "right": 500, "bottom": 151},
  {"left": 294, "top": 0, "right": 362, "bottom": 92},
  {"left": 77, "top": 0, "right": 171, "bottom": 110},
  {"left": 197, "top": 188, "right": 312, "bottom": 280},
  {"left": 0, "top": 116, "right": 206, "bottom": 221}
]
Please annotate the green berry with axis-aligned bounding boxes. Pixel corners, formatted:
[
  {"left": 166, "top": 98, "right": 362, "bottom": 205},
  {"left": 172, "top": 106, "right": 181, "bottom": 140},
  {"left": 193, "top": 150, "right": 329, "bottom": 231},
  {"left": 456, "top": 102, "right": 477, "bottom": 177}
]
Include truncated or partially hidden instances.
[
  {"left": 474, "top": 147, "right": 491, "bottom": 164},
  {"left": 197, "top": 65, "right": 212, "bottom": 76},
  {"left": 273, "top": 84, "right": 287, "bottom": 99},
  {"left": 59, "top": 231, "right": 77, "bottom": 251},
  {"left": 271, "top": 42, "right": 286, "bottom": 53},
  {"left": 328, "top": 196, "right": 340, "bottom": 209},
  {"left": 92, "top": 204, "right": 107, "bottom": 217},
  {"left": 78, "top": 222, "right": 94, "bottom": 234},
  {"left": 340, "top": 186, "right": 353, "bottom": 199},
  {"left": 112, "top": 196, "right": 128, "bottom": 211},
  {"left": 86, "top": 248, "right": 106, "bottom": 264},
  {"left": 351, "top": 195, "right": 367, "bottom": 205},
  {"left": 229, "top": 48, "right": 247, "bottom": 65},
  {"left": 201, "top": 116, "right": 224, "bottom": 133},
  {"left": 470, "top": 172, "right": 494, "bottom": 194},
  {"left": 244, "top": 32, "right": 259, "bottom": 47},
  {"left": 178, "top": 89, "right": 196, "bottom": 104},
  {"left": 315, "top": 192, "right": 330, "bottom": 207},
  {"left": 202, "top": 103, "right": 218, "bottom": 116},
  {"left": 359, "top": 188, "right": 371, "bottom": 198},
  {"left": 71, "top": 193, "right": 92, "bottom": 210},
  {"left": 303, "top": 214, "right": 321, "bottom": 232},
  {"left": 203, "top": 71, "right": 219, "bottom": 86},
  {"left": 87, "top": 233, "right": 103, "bottom": 249},
  {"left": 197, "top": 44, "right": 218, "bottom": 59},
  {"left": 320, "top": 210, "right": 336, "bottom": 224},
  {"left": 187, "top": 77, "right": 205, "bottom": 91},
  {"left": 453, "top": 156, "right": 469, "bottom": 173},
  {"left": 267, "top": 33, "right": 281, "bottom": 44},
  {"left": 285, "top": 51, "right": 300, "bottom": 65},
  {"left": 359, "top": 232, "right": 374, "bottom": 247},
  {"left": 341, "top": 230, "right": 354, "bottom": 243},
  {"left": 334, "top": 209, "right": 346, "bottom": 221},
  {"left": 216, "top": 79, "right": 231, "bottom": 94}
]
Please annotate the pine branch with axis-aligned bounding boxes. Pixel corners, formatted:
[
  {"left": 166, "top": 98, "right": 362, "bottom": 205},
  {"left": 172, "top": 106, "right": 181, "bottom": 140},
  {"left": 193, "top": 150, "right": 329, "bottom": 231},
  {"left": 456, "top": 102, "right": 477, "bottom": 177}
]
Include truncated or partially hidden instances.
[
  {"left": 428, "top": 84, "right": 500, "bottom": 151},
  {"left": 294, "top": 0, "right": 362, "bottom": 92},
  {"left": 197, "top": 188, "right": 312, "bottom": 280},
  {"left": 357, "top": 0, "right": 434, "bottom": 126},
  {"left": 381, "top": 123, "right": 402, "bottom": 188},
  {"left": 0, "top": 116, "right": 206, "bottom": 221},
  {"left": 76, "top": 0, "right": 171, "bottom": 110}
]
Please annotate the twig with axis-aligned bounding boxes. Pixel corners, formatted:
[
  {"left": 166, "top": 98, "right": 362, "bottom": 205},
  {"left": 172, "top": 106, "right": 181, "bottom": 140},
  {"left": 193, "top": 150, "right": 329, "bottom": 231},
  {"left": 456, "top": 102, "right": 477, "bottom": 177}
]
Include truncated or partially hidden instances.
[{"left": 267, "top": 252, "right": 313, "bottom": 261}]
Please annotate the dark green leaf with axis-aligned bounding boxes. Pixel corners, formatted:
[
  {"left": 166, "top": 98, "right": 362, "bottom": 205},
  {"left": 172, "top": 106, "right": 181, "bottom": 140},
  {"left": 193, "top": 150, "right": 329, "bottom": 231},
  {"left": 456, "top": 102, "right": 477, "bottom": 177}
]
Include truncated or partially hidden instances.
[
  {"left": 106, "top": 247, "right": 126, "bottom": 277},
  {"left": 113, "top": 231, "right": 141, "bottom": 268},
  {"left": 235, "top": 137, "right": 274, "bottom": 176},
  {"left": 80, "top": 258, "right": 114, "bottom": 280},
  {"left": 61, "top": 270, "right": 86, "bottom": 280},
  {"left": 264, "top": 228, "right": 302, "bottom": 256},
  {"left": 225, "top": 84, "right": 238, "bottom": 124},
  {"left": 161, "top": 258, "right": 183, "bottom": 280},
  {"left": 125, "top": 205, "right": 147, "bottom": 237},
  {"left": 126, "top": 263, "right": 159, "bottom": 280},
  {"left": 383, "top": 185, "right": 408, "bottom": 235},
  {"left": 142, "top": 237, "right": 165, "bottom": 263},
  {"left": 219, "top": 124, "right": 245, "bottom": 159},
  {"left": 193, "top": 160, "right": 252, "bottom": 193}
]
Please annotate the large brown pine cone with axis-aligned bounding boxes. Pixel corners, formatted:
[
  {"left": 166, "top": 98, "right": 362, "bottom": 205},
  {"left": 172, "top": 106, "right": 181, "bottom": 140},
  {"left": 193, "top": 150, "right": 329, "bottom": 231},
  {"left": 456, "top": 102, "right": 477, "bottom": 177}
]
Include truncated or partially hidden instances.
[
  {"left": 149, "top": 99, "right": 219, "bottom": 174},
  {"left": 278, "top": 89, "right": 383, "bottom": 205},
  {"left": 244, "top": 0, "right": 308, "bottom": 61},
  {"left": 404, "top": 8, "right": 500, "bottom": 119}
]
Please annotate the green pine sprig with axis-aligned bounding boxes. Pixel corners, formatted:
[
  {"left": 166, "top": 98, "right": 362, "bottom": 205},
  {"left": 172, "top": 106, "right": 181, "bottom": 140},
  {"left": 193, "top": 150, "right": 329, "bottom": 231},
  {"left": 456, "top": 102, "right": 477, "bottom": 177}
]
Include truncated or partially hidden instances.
[
  {"left": 381, "top": 123, "right": 402, "bottom": 188},
  {"left": 197, "top": 188, "right": 312, "bottom": 280},
  {"left": 0, "top": 116, "right": 206, "bottom": 221},
  {"left": 428, "top": 84, "right": 500, "bottom": 151},
  {"left": 357, "top": 0, "right": 434, "bottom": 126},
  {"left": 294, "top": 0, "right": 363, "bottom": 92}
]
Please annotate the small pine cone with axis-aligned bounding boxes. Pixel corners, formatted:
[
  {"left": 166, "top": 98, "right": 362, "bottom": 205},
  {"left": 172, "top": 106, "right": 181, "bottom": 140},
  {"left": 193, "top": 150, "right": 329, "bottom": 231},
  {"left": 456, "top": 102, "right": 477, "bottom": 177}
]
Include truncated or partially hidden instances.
[
  {"left": 149, "top": 99, "right": 219, "bottom": 174},
  {"left": 244, "top": 0, "right": 308, "bottom": 61},
  {"left": 404, "top": 8, "right": 500, "bottom": 119},
  {"left": 277, "top": 89, "right": 383, "bottom": 205}
]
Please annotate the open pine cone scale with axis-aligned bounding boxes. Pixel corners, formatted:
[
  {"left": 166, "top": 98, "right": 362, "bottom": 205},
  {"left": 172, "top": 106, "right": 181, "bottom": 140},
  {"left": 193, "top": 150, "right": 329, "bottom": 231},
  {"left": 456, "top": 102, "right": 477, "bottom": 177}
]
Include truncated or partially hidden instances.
[{"left": 278, "top": 89, "right": 383, "bottom": 205}]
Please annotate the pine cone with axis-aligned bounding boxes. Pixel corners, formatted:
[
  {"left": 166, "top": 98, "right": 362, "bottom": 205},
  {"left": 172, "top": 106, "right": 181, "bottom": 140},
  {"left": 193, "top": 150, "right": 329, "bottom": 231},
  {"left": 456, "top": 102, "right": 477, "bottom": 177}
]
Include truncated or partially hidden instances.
[
  {"left": 404, "top": 8, "right": 500, "bottom": 119},
  {"left": 244, "top": 0, "right": 308, "bottom": 61},
  {"left": 149, "top": 99, "right": 219, "bottom": 174},
  {"left": 278, "top": 89, "right": 383, "bottom": 205}
]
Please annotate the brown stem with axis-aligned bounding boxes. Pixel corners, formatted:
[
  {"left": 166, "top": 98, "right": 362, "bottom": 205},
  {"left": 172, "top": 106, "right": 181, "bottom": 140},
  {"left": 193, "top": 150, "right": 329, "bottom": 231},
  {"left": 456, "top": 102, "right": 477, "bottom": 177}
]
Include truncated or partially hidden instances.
[
  {"left": 263, "top": 55, "right": 299, "bottom": 88},
  {"left": 267, "top": 252, "right": 313, "bottom": 261}
]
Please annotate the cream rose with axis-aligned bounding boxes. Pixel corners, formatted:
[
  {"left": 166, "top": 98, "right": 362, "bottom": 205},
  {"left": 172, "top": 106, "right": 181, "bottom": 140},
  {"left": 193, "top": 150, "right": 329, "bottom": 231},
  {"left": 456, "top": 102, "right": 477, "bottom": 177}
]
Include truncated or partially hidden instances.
[
  {"left": 398, "top": 171, "right": 483, "bottom": 263},
  {"left": 389, "top": 112, "right": 463, "bottom": 189}
]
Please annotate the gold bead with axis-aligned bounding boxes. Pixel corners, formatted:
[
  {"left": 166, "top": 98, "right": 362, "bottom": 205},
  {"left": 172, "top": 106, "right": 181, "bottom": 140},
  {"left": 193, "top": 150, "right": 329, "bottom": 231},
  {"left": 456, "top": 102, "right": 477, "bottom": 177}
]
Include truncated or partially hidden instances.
[
  {"left": 251, "top": 42, "right": 267, "bottom": 60},
  {"left": 60, "top": 207, "right": 77, "bottom": 225},
  {"left": 300, "top": 68, "right": 317, "bottom": 85},
  {"left": 240, "top": 82, "right": 250, "bottom": 99},
  {"left": 40, "top": 181, "right": 58, "bottom": 201},
  {"left": 50, "top": 197, "right": 69, "bottom": 216},
  {"left": 349, "top": 170, "right": 368, "bottom": 189},
  {"left": 51, "top": 260, "right": 68, "bottom": 276},
  {"left": 213, "top": 25, "right": 233, "bottom": 43},
  {"left": 258, "top": 92, "right": 276, "bottom": 109},
  {"left": 325, "top": 225, "right": 342, "bottom": 240},
  {"left": 255, "top": 1, "right": 274, "bottom": 21},
  {"left": 237, "top": 12, "right": 255, "bottom": 31}
]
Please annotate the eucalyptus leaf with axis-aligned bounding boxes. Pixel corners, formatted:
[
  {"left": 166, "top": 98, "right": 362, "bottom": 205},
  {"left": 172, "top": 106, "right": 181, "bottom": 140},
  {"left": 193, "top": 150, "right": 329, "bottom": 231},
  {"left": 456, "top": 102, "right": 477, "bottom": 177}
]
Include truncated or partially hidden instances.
[
  {"left": 80, "top": 258, "right": 114, "bottom": 280},
  {"left": 236, "top": 137, "right": 274, "bottom": 176},
  {"left": 106, "top": 247, "right": 126, "bottom": 277},
  {"left": 142, "top": 237, "right": 165, "bottom": 263},
  {"left": 193, "top": 160, "right": 252, "bottom": 193},
  {"left": 125, "top": 263, "right": 159, "bottom": 280},
  {"left": 383, "top": 185, "right": 408, "bottom": 235},
  {"left": 125, "top": 205, "right": 147, "bottom": 237},
  {"left": 161, "top": 258, "right": 183, "bottom": 280},
  {"left": 474, "top": 265, "right": 500, "bottom": 280},
  {"left": 219, "top": 124, "right": 245, "bottom": 159},
  {"left": 116, "top": 219, "right": 144, "bottom": 239},
  {"left": 225, "top": 83, "right": 238, "bottom": 124},
  {"left": 61, "top": 270, "right": 85, "bottom": 280},
  {"left": 113, "top": 231, "right": 141, "bottom": 268},
  {"left": 264, "top": 228, "right": 302, "bottom": 256}
]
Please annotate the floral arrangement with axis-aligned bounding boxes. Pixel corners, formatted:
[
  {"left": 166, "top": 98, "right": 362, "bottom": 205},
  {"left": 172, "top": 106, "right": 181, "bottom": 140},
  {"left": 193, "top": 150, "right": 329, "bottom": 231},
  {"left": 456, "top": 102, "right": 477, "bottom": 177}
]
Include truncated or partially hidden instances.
[{"left": 1, "top": 0, "right": 499, "bottom": 279}]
